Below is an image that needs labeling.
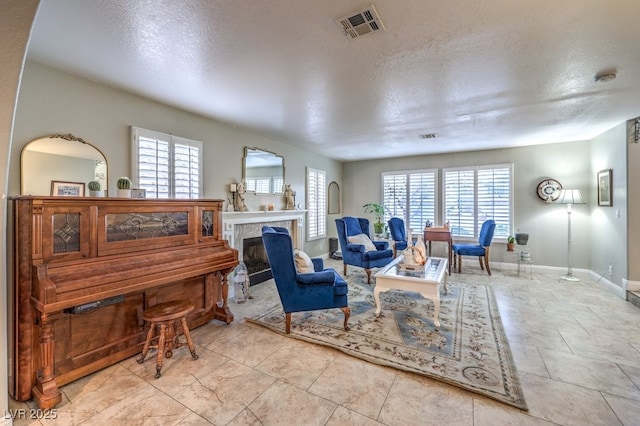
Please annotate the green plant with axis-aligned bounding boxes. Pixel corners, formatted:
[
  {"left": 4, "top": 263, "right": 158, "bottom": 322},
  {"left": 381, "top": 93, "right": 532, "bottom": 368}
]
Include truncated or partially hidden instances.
[
  {"left": 117, "top": 176, "right": 131, "bottom": 190},
  {"left": 88, "top": 180, "right": 101, "bottom": 191},
  {"left": 362, "top": 203, "right": 389, "bottom": 234},
  {"left": 507, "top": 236, "right": 515, "bottom": 244}
]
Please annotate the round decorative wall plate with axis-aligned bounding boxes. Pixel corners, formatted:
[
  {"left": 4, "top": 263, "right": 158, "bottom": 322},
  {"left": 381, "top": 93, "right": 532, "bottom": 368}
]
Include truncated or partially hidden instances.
[{"left": 536, "top": 178, "right": 562, "bottom": 203}]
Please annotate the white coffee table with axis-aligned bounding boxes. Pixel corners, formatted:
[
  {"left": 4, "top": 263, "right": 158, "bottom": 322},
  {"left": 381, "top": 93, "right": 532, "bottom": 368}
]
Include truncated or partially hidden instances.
[{"left": 374, "top": 255, "right": 448, "bottom": 327}]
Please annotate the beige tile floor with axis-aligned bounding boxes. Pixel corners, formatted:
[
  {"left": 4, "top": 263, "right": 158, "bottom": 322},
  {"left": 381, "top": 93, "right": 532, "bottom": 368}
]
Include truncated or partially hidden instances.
[{"left": 8, "top": 259, "right": 640, "bottom": 425}]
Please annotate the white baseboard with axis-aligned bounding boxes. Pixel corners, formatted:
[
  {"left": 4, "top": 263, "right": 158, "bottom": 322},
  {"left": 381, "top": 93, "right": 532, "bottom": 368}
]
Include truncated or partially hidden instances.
[
  {"left": 1, "top": 415, "right": 14, "bottom": 426},
  {"left": 589, "top": 271, "right": 626, "bottom": 299},
  {"left": 622, "top": 278, "right": 640, "bottom": 292}
]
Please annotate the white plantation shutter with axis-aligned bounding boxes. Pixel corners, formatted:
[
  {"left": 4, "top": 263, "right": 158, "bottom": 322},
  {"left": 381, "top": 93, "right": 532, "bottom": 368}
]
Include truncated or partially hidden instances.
[
  {"left": 383, "top": 173, "right": 407, "bottom": 219},
  {"left": 307, "top": 167, "right": 327, "bottom": 240},
  {"left": 444, "top": 169, "right": 475, "bottom": 237},
  {"left": 137, "top": 133, "right": 171, "bottom": 198},
  {"left": 477, "top": 166, "right": 511, "bottom": 239},
  {"left": 382, "top": 170, "right": 436, "bottom": 234},
  {"left": 133, "top": 127, "right": 202, "bottom": 198},
  {"left": 443, "top": 164, "right": 512, "bottom": 239},
  {"left": 273, "top": 177, "right": 284, "bottom": 193},
  {"left": 173, "top": 139, "right": 201, "bottom": 199},
  {"left": 408, "top": 172, "right": 436, "bottom": 233}
]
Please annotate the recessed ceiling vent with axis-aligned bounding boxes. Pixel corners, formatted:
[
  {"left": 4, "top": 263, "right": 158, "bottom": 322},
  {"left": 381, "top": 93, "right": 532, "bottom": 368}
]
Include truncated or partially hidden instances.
[{"left": 336, "top": 4, "right": 385, "bottom": 39}]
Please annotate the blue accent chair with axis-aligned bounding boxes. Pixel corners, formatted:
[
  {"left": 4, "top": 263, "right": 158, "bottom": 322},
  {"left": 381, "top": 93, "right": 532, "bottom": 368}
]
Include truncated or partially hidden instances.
[
  {"left": 335, "top": 217, "right": 394, "bottom": 284},
  {"left": 261, "top": 226, "right": 350, "bottom": 334},
  {"left": 452, "top": 219, "right": 497, "bottom": 275},
  {"left": 387, "top": 217, "right": 408, "bottom": 257}
]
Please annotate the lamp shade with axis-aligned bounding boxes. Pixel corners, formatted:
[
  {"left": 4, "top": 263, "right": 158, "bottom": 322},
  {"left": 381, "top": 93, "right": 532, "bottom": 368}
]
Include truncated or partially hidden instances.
[{"left": 555, "top": 189, "right": 585, "bottom": 205}]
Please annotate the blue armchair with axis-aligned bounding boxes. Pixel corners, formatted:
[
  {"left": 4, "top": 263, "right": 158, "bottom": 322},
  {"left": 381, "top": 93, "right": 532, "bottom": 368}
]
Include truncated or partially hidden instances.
[
  {"left": 387, "top": 217, "right": 408, "bottom": 257},
  {"left": 261, "top": 226, "right": 350, "bottom": 334},
  {"left": 335, "top": 217, "right": 394, "bottom": 284},
  {"left": 452, "top": 219, "right": 496, "bottom": 275}
]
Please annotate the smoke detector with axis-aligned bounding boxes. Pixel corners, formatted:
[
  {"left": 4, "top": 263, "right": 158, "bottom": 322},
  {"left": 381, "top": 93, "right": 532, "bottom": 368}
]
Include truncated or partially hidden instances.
[{"left": 336, "top": 4, "right": 385, "bottom": 39}]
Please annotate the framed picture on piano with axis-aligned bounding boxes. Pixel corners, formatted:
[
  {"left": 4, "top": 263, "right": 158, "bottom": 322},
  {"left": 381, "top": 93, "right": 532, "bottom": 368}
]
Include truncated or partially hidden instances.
[{"left": 50, "top": 180, "right": 85, "bottom": 197}]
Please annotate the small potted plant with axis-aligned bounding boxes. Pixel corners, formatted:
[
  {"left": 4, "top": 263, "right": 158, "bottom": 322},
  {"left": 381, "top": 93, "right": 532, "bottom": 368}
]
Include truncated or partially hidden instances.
[
  {"left": 506, "top": 236, "right": 516, "bottom": 251},
  {"left": 116, "top": 176, "right": 132, "bottom": 198},
  {"left": 87, "top": 180, "right": 104, "bottom": 197},
  {"left": 362, "top": 203, "right": 388, "bottom": 235}
]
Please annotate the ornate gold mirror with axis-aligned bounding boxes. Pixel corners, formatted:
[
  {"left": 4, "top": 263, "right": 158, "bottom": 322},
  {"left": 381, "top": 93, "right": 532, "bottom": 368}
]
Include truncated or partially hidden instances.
[
  {"left": 21, "top": 133, "right": 108, "bottom": 196},
  {"left": 242, "top": 147, "right": 284, "bottom": 194}
]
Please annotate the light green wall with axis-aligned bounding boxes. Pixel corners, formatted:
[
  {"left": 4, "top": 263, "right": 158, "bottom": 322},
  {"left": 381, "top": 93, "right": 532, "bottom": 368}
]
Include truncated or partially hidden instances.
[{"left": 10, "top": 61, "right": 343, "bottom": 256}]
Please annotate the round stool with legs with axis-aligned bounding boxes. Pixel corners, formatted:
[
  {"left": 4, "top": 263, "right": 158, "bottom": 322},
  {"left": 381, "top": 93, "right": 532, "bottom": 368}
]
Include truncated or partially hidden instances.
[{"left": 137, "top": 300, "right": 199, "bottom": 378}]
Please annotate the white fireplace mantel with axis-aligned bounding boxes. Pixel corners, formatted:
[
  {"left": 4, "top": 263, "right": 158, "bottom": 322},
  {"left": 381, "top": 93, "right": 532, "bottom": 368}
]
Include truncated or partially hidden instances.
[{"left": 222, "top": 210, "right": 307, "bottom": 256}]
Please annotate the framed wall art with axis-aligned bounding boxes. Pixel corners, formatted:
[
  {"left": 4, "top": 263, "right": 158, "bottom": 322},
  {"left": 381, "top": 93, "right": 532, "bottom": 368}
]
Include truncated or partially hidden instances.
[
  {"left": 597, "top": 169, "right": 612, "bottom": 206},
  {"left": 50, "top": 180, "right": 85, "bottom": 197}
]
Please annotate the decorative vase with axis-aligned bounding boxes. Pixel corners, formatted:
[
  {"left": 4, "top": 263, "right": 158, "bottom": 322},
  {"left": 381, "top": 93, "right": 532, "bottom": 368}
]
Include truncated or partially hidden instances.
[
  {"left": 116, "top": 189, "right": 131, "bottom": 198},
  {"left": 414, "top": 234, "right": 427, "bottom": 265},
  {"left": 374, "top": 222, "right": 384, "bottom": 235},
  {"left": 507, "top": 243, "right": 515, "bottom": 252},
  {"left": 89, "top": 190, "right": 105, "bottom": 197}
]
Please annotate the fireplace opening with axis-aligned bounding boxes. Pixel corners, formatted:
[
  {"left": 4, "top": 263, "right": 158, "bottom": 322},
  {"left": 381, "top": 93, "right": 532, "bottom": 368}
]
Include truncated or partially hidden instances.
[{"left": 242, "top": 236, "right": 272, "bottom": 285}]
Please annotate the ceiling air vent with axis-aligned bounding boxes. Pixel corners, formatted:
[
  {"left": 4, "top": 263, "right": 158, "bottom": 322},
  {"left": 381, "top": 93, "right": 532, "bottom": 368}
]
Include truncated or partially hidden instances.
[{"left": 336, "top": 4, "right": 385, "bottom": 39}]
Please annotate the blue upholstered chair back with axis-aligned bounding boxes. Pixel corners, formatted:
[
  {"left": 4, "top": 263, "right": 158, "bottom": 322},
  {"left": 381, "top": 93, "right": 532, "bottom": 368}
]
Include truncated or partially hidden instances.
[
  {"left": 387, "top": 217, "right": 406, "bottom": 243},
  {"left": 478, "top": 219, "right": 497, "bottom": 247},
  {"left": 261, "top": 226, "right": 297, "bottom": 299}
]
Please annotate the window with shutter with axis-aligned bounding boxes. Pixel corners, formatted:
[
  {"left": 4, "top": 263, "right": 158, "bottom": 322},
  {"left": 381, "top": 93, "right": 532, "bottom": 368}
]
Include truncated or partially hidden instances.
[
  {"left": 133, "top": 127, "right": 203, "bottom": 199},
  {"left": 307, "top": 167, "right": 327, "bottom": 240},
  {"left": 443, "top": 164, "right": 512, "bottom": 239},
  {"left": 382, "top": 170, "right": 436, "bottom": 234}
]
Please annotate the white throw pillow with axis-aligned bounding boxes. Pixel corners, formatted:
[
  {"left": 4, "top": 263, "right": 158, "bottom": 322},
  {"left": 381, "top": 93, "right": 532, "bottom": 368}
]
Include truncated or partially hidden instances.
[
  {"left": 294, "top": 249, "right": 315, "bottom": 273},
  {"left": 347, "top": 233, "right": 377, "bottom": 252}
]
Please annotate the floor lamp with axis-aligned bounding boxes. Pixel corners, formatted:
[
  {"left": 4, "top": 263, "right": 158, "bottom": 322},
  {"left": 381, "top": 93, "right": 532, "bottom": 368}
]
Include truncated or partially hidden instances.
[{"left": 555, "top": 189, "right": 586, "bottom": 281}]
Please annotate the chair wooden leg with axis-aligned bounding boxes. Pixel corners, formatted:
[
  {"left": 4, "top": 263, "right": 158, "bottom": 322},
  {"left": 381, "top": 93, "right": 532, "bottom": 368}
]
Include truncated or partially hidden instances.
[
  {"left": 484, "top": 256, "right": 492, "bottom": 275},
  {"left": 341, "top": 306, "right": 351, "bottom": 331},
  {"left": 365, "top": 269, "right": 372, "bottom": 284},
  {"left": 458, "top": 256, "right": 462, "bottom": 273},
  {"left": 285, "top": 312, "right": 292, "bottom": 334},
  {"left": 478, "top": 257, "right": 485, "bottom": 270},
  {"left": 343, "top": 263, "right": 347, "bottom": 276}
]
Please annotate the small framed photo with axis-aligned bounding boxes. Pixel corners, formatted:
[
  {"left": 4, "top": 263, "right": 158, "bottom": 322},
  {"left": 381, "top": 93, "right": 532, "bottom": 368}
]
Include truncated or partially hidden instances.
[
  {"left": 131, "top": 188, "right": 147, "bottom": 199},
  {"left": 51, "top": 180, "right": 85, "bottom": 197},
  {"left": 597, "top": 169, "right": 612, "bottom": 206}
]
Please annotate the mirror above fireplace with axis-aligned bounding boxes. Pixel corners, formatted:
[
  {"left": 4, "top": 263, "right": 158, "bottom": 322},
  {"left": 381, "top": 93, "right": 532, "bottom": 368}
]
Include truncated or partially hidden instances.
[{"left": 242, "top": 147, "right": 284, "bottom": 194}]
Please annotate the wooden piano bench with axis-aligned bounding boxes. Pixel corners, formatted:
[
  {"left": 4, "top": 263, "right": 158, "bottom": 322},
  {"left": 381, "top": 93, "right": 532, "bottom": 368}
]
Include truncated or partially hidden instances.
[{"left": 137, "top": 300, "right": 199, "bottom": 378}]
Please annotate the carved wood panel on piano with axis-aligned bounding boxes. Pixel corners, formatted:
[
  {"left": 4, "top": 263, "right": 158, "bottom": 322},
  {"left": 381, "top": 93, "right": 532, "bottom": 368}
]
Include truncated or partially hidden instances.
[{"left": 10, "top": 197, "right": 238, "bottom": 409}]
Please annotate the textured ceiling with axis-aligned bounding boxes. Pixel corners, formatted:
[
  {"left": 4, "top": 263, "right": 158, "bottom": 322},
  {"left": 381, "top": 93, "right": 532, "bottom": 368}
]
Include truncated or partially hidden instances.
[{"left": 27, "top": 0, "right": 640, "bottom": 161}]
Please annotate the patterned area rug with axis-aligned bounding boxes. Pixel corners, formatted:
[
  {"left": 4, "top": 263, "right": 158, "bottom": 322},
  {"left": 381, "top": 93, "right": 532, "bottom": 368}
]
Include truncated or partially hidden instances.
[{"left": 247, "top": 270, "right": 528, "bottom": 410}]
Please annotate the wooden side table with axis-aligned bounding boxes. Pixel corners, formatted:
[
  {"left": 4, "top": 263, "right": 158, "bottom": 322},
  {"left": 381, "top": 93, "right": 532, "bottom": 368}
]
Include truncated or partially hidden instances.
[{"left": 424, "top": 228, "right": 452, "bottom": 275}]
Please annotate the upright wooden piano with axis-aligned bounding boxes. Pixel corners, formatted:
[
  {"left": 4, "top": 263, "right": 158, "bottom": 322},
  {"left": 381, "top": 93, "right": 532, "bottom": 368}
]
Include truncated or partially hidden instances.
[{"left": 9, "top": 197, "right": 238, "bottom": 409}]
